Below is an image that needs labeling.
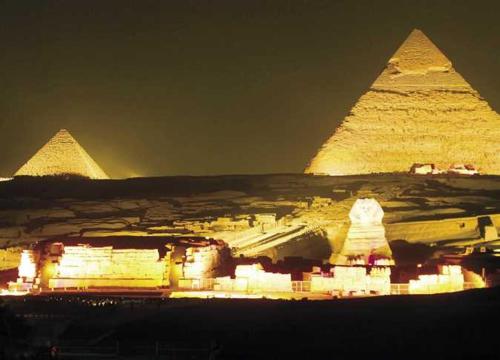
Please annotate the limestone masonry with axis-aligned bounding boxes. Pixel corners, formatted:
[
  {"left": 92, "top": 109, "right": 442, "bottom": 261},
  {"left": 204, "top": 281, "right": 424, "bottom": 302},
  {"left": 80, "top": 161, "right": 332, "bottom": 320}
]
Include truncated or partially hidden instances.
[
  {"left": 336, "top": 198, "right": 393, "bottom": 264},
  {"left": 15, "top": 129, "right": 109, "bottom": 179},
  {"left": 0, "top": 174, "right": 498, "bottom": 263},
  {"left": 306, "top": 29, "right": 500, "bottom": 175}
]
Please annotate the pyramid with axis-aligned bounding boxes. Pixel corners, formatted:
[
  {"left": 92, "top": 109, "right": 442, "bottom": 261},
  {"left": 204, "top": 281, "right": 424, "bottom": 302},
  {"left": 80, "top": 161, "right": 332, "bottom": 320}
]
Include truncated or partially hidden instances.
[
  {"left": 15, "top": 129, "right": 109, "bottom": 179},
  {"left": 306, "top": 29, "right": 500, "bottom": 175}
]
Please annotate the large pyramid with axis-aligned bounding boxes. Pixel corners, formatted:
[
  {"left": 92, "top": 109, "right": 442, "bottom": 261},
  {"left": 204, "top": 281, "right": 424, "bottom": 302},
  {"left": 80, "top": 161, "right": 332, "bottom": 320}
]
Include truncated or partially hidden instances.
[
  {"left": 306, "top": 29, "right": 500, "bottom": 175},
  {"left": 15, "top": 129, "right": 109, "bottom": 179}
]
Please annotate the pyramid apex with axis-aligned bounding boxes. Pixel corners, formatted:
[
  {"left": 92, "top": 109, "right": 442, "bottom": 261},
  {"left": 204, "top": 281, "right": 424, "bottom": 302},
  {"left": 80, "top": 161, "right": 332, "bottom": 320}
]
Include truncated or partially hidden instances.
[
  {"left": 50, "top": 128, "right": 73, "bottom": 138},
  {"left": 388, "top": 29, "right": 452, "bottom": 74},
  {"left": 55, "top": 128, "right": 71, "bottom": 136},
  {"left": 50, "top": 129, "right": 80, "bottom": 144},
  {"left": 408, "top": 28, "right": 428, "bottom": 39}
]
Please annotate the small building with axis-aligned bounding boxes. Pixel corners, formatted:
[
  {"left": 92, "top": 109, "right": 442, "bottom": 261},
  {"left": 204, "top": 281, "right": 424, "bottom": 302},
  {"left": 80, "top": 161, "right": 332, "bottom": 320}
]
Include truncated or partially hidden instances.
[
  {"left": 409, "top": 163, "right": 441, "bottom": 175},
  {"left": 253, "top": 213, "right": 277, "bottom": 231},
  {"left": 448, "top": 164, "right": 479, "bottom": 176}
]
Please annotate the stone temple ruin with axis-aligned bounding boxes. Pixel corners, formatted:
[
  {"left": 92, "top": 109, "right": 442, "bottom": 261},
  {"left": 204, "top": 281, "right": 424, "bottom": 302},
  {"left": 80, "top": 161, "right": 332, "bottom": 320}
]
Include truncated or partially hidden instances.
[
  {"left": 14, "top": 129, "right": 109, "bottom": 179},
  {"left": 9, "top": 237, "right": 228, "bottom": 293},
  {"left": 306, "top": 29, "right": 500, "bottom": 175}
]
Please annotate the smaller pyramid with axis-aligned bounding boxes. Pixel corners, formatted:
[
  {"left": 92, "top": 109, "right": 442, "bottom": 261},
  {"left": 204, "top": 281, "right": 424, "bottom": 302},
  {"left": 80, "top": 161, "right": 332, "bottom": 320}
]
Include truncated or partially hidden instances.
[{"left": 14, "top": 129, "right": 109, "bottom": 179}]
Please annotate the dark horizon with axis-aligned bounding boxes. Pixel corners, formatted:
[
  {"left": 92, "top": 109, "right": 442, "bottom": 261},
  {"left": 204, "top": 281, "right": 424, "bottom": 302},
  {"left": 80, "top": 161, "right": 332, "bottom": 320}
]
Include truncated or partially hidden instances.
[{"left": 0, "top": 0, "right": 499, "bottom": 178}]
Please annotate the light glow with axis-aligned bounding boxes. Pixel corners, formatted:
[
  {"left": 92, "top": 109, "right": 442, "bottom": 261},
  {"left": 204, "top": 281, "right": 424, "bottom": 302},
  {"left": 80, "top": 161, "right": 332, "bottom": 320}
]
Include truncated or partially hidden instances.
[
  {"left": 18, "top": 250, "right": 37, "bottom": 279},
  {"left": 214, "top": 264, "right": 292, "bottom": 293},
  {"left": 409, "top": 265, "right": 465, "bottom": 294},
  {"left": 311, "top": 266, "right": 391, "bottom": 295},
  {"left": 49, "top": 244, "right": 169, "bottom": 289}
]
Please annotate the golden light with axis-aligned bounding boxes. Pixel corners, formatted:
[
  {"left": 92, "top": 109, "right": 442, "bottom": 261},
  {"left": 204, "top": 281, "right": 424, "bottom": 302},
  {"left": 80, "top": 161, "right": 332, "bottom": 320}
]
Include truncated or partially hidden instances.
[
  {"left": 310, "top": 265, "right": 392, "bottom": 296},
  {"left": 48, "top": 244, "right": 169, "bottom": 289},
  {"left": 409, "top": 265, "right": 465, "bottom": 294},
  {"left": 14, "top": 129, "right": 109, "bottom": 179},
  {"left": 214, "top": 263, "right": 293, "bottom": 293},
  {"left": 18, "top": 250, "right": 37, "bottom": 279}
]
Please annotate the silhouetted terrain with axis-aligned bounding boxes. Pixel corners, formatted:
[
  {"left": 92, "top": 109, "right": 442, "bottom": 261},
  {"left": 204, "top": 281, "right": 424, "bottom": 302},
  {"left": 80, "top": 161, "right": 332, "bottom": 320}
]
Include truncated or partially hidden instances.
[
  {"left": 2, "top": 174, "right": 500, "bottom": 201},
  {"left": 2, "top": 287, "right": 499, "bottom": 359}
]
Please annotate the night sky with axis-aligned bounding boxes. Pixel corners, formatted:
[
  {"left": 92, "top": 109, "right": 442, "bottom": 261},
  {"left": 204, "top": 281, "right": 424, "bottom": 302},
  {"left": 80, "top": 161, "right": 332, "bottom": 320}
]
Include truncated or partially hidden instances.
[{"left": 0, "top": 0, "right": 498, "bottom": 178}]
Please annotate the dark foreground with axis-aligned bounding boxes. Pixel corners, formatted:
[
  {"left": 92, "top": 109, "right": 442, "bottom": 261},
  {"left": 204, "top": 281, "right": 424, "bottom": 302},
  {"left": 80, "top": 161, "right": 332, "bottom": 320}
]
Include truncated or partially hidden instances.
[{"left": 2, "top": 287, "right": 499, "bottom": 359}]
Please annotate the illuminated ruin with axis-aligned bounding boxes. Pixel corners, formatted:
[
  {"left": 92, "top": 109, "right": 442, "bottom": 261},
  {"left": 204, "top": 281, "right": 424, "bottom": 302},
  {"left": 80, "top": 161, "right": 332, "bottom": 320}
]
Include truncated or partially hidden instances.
[
  {"left": 335, "top": 198, "right": 393, "bottom": 265},
  {"left": 214, "top": 264, "right": 293, "bottom": 293},
  {"left": 309, "top": 266, "right": 391, "bottom": 296},
  {"left": 409, "top": 265, "right": 465, "bottom": 294},
  {"left": 3, "top": 238, "right": 486, "bottom": 299},
  {"left": 17, "top": 249, "right": 37, "bottom": 279},
  {"left": 306, "top": 29, "right": 500, "bottom": 175},
  {"left": 48, "top": 245, "right": 169, "bottom": 289},
  {"left": 8, "top": 237, "right": 228, "bottom": 292},
  {"left": 14, "top": 129, "right": 109, "bottom": 179},
  {"left": 183, "top": 245, "right": 225, "bottom": 280}
]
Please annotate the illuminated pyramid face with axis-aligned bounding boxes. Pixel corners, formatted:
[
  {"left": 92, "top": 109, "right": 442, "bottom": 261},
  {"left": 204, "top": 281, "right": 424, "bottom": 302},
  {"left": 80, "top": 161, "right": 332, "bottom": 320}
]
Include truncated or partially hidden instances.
[
  {"left": 306, "top": 29, "right": 500, "bottom": 175},
  {"left": 15, "top": 129, "right": 109, "bottom": 179}
]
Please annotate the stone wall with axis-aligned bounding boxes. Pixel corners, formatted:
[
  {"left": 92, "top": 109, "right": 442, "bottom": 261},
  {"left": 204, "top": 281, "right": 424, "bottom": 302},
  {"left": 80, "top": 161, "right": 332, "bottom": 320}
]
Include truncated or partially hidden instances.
[
  {"left": 214, "top": 264, "right": 293, "bottom": 293},
  {"left": 408, "top": 265, "right": 464, "bottom": 294},
  {"left": 310, "top": 266, "right": 391, "bottom": 295},
  {"left": 47, "top": 245, "right": 169, "bottom": 289}
]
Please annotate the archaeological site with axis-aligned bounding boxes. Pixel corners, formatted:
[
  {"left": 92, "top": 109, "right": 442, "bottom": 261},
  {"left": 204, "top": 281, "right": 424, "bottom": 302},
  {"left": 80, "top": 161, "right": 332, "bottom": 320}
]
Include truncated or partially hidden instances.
[{"left": 0, "top": 13, "right": 498, "bottom": 358}]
